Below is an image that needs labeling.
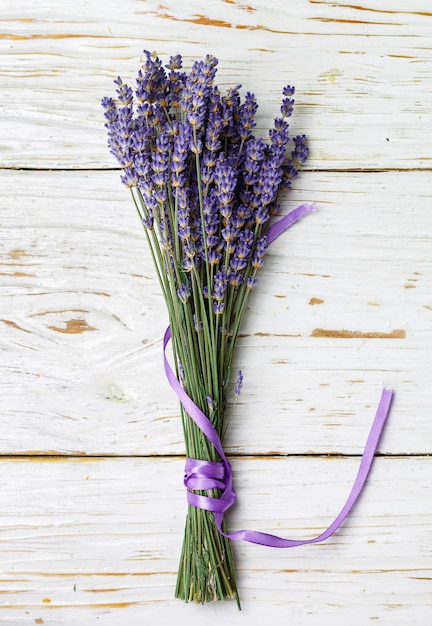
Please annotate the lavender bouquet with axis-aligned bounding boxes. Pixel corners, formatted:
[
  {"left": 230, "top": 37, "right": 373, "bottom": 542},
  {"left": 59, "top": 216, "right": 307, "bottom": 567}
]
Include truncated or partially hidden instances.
[{"left": 102, "top": 51, "right": 308, "bottom": 605}]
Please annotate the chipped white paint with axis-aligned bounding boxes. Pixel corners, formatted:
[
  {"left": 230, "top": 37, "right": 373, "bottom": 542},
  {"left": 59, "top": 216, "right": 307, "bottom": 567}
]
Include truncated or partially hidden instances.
[{"left": 0, "top": 1, "right": 431, "bottom": 623}]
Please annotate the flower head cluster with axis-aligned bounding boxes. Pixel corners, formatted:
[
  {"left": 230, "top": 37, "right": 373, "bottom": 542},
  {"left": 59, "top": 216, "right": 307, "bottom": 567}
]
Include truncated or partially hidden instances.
[
  {"left": 103, "top": 50, "right": 307, "bottom": 290},
  {"left": 102, "top": 50, "right": 308, "bottom": 343}
]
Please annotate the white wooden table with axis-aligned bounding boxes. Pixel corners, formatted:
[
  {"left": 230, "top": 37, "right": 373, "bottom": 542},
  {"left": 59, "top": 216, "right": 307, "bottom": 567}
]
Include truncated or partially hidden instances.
[{"left": 1, "top": 1, "right": 431, "bottom": 624}]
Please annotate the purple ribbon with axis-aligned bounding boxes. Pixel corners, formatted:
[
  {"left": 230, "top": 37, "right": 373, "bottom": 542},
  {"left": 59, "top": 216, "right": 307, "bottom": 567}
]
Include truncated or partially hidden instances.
[{"left": 163, "top": 203, "right": 394, "bottom": 547}]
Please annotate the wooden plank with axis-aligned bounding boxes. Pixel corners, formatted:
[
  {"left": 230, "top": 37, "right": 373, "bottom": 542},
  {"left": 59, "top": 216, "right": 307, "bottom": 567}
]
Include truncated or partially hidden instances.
[
  {"left": 0, "top": 456, "right": 429, "bottom": 624},
  {"left": 1, "top": 0, "right": 431, "bottom": 169},
  {"left": 1, "top": 169, "right": 431, "bottom": 455}
]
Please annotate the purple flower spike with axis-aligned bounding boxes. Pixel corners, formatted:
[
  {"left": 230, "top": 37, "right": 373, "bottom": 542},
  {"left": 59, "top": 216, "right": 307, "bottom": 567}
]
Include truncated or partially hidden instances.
[
  {"left": 251, "top": 235, "right": 267, "bottom": 269},
  {"left": 238, "top": 91, "right": 258, "bottom": 142},
  {"left": 114, "top": 76, "right": 133, "bottom": 106},
  {"left": 235, "top": 370, "right": 243, "bottom": 396},
  {"left": 292, "top": 134, "right": 309, "bottom": 167},
  {"left": 212, "top": 269, "right": 228, "bottom": 302}
]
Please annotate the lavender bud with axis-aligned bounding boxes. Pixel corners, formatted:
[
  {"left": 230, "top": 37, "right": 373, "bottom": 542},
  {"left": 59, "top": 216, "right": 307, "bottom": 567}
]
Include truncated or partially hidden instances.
[
  {"left": 177, "top": 282, "right": 190, "bottom": 304},
  {"left": 283, "top": 85, "right": 295, "bottom": 97},
  {"left": 246, "top": 276, "right": 258, "bottom": 290},
  {"left": 120, "top": 167, "right": 139, "bottom": 188},
  {"left": 206, "top": 394, "right": 215, "bottom": 412},
  {"left": 208, "top": 248, "right": 222, "bottom": 265},
  {"left": 182, "top": 257, "right": 195, "bottom": 272},
  {"left": 190, "top": 139, "right": 203, "bottom": 154},
  {"left": 142, "top": 214, "right": 154, "bottom": 230},
  {"left": 213, "top": 301, "right": 225, "bottom": 315},
  {"left": 166, "top": 54, "right": 183, "bottom": 70},
  {"left": 228, "top": 271, "right": 245, "bottom": 287},
  {"left": 178, "top": 359, "right": 185, "bottom": 384},
  {"left": 255, "top": 206, "right": 270, "bottom": 225},
  {"left": 193, "top": 314, "right": 204, "bottom": 332}
]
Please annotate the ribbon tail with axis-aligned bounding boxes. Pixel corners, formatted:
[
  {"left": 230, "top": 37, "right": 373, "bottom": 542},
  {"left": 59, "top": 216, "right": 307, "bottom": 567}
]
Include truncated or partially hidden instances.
[
  {"left": 163, "top": 327, "right": 393, "bottom": 548},
  {"left": 217, "top": 389, "right": 393, "bottom": 547},
  {"left": 162, "top": 200, "right": 394, "bottom": 549}
]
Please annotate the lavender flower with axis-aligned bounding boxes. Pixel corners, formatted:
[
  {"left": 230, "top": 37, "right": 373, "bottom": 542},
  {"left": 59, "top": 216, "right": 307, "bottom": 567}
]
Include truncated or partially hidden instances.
[
  {"left": 214, "top": 160, "right": 237, "bottom": 221},
  {"left": 238, "top": 92, "right": 258, "bottom": 142},
  {"left": 280, "top": 85, "right": 296, "bottom": 118},
  {"left": 235, "top": 370, "right": 243, "bottom": 397},
  {"left": 212, "top": 269, "right": 228, "bottom": 302},
  {"left": 292, "top": 134, "right": 309, "bottom": 167},
  {"left": 230, "top": 238, "right": 250, "bottom": 272},
  {"left": 136, "top": 50, "right": 169, "bottom": 105},
  {"left": 114, "top": 76, "right": 133, "bottom": 106},
  {"left": 251, "top": 235, "right": 267, "bottom": 269}
]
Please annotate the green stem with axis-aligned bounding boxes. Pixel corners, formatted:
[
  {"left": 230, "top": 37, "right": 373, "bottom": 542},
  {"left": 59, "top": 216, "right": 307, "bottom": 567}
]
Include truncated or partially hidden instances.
[{"left": 193, "top": 129, "right": 219, "bottom": 404}]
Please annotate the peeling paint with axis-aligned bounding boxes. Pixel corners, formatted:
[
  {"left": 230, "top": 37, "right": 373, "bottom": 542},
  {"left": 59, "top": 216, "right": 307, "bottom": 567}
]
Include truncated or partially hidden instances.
[
  {"left": 1, "top": 319, "right": 31, "bottom": 333},
  {"left": 0, "top": 271, "right": 35, "bottom": 277},
  {"left": 8, "top": 249, "right": 30, "bottom": 259},
  {"left": 312, "top": 328, "right": 406, "bottom": 339},
  {"left": 310, "top": 16, "right": 403, "bottom": 26},
  {"left": 30, "top": 309, "right": 88, "bottom": 317},
  {"left": 48, "top": 319, "right": 97, "bottom": 334},
  {"left": 309, "top": 1, "right": 432, "bottom": 18}
]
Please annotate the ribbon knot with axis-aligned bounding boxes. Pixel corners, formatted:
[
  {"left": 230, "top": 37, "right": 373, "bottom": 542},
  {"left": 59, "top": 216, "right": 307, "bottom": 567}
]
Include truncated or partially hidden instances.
[
  {"left": 184, "top": 458, "right": 226, "bottom": 491},
  {"left": 184, "top": 457, "right": 236, "bottom": 513}
]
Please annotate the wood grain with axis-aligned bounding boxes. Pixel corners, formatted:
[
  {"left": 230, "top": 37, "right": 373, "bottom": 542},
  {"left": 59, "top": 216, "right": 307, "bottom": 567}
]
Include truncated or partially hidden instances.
[
  {"left": 0, "top": 456, "right": 430, "bottom": 624},
  {"left": 1, "top": 0, "right": 432, "bottom": 169}
]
